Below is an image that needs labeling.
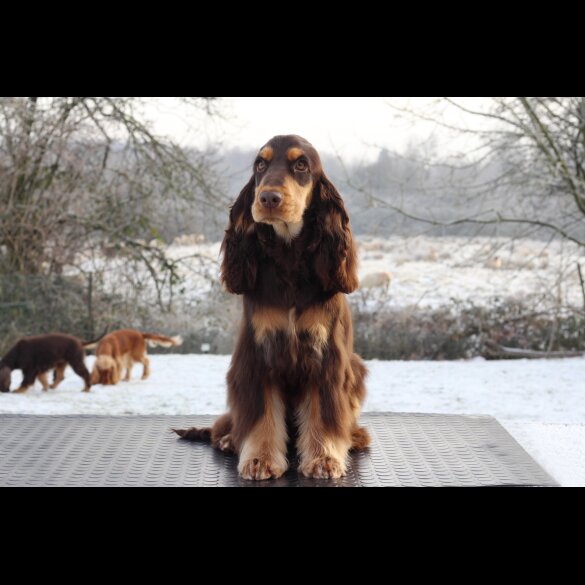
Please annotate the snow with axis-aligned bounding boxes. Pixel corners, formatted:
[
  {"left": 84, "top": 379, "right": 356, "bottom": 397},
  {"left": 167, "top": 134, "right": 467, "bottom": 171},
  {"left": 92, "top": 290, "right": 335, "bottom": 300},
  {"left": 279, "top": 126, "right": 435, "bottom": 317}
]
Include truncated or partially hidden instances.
[
  {"left": 0, "top": 355, "right": 229, "bottom": 416},
  {"left": 500, "top": 421, "right": 585, "bottom": 488},
  {"left": 74, "top": 235, "right": 585, "bottom": 311},
  {"left": 356, "top": 235, "right": 583, "bottom": 309},
  {"left": 4, "top": 354, "right": 584, "bottom": 422},
  {"left": 364, "top": 356, "right": 585, "bottom": 423},
  {"left": 1, "top": 353, "right": 584, "bottom": 486}
]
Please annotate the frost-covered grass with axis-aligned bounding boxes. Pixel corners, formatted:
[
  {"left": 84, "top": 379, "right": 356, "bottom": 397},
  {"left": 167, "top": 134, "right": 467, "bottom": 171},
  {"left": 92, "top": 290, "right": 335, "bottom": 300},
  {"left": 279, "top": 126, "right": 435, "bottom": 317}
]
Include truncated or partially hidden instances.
[{"left": 74, "top": 234, "right": 585, "bottom": 312}]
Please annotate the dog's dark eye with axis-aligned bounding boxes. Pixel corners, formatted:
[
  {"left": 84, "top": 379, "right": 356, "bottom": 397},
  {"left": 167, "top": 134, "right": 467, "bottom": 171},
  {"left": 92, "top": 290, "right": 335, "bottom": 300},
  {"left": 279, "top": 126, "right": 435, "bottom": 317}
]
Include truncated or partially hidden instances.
[
  {"left": 257, "top": 160, "right": 267, "bottom": 172},
  {"left": 294, "top": 159, "right": 308, "bottom": 172}
]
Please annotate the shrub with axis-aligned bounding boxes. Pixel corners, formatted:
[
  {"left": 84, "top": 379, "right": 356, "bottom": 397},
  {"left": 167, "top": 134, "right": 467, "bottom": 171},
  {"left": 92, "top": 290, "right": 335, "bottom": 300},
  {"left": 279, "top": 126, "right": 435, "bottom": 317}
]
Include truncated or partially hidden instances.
[{"left": 352, "top": 298, "right": 585, "bottom": 360}]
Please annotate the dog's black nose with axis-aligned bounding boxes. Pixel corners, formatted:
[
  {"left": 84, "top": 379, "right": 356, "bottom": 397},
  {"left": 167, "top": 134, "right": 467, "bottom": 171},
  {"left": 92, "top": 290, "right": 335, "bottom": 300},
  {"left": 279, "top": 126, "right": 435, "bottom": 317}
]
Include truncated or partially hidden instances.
[{"left": 260, "top": 191, "right": 282, "bottom": 209}]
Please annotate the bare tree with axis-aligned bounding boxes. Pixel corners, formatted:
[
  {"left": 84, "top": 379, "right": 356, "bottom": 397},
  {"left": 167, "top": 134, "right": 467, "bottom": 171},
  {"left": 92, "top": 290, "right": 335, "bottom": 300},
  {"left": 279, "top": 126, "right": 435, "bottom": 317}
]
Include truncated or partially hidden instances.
[
  {"left": 352, "top": 97, "right": 585, "bottom": 248},
  {"left": 0, "top": 97, "right": 225, "bottom": 280}
]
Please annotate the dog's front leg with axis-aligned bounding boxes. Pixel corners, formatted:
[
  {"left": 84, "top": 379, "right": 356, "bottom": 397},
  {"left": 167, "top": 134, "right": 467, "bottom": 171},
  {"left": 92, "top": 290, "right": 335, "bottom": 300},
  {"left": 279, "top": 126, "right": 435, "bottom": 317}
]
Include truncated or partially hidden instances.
[
  {"left": 51, "top": 363, "right": 66, "bottom": 389},
  {"left": 238, "top": 385, "right": 288, "bottom": 481},
  {"left": 13, "top": 371, "right": 37, "bottom": 394},
  {"left": 293, "top": 314, "right": 353, "bottom": 479},
  {"left": 295, "top": 387, "right": 352, "bottom": 480},
  {"left": 38, "top": 372, "right": 50, "bottom": 392}
]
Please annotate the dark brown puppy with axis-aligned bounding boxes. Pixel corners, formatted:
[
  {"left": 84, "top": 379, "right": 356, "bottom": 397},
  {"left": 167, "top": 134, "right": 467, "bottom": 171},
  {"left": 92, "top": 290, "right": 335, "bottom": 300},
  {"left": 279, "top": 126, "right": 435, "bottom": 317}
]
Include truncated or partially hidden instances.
[
  {"left": 174, "top": 135, "right": 370, "bottom": 480},
  {"left": 0, "top": 334, "right": 94, "bottom": 393}
]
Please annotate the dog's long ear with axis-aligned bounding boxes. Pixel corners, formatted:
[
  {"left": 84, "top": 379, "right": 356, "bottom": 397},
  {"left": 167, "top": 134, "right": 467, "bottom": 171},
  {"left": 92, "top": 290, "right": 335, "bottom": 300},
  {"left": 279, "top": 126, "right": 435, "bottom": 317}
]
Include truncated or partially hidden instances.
[
  {"left": 312, "top": 175, "right": 359, "bottom": 294},
  {"left": 220, "top": 176, "right": 259, "bottom": 294}
]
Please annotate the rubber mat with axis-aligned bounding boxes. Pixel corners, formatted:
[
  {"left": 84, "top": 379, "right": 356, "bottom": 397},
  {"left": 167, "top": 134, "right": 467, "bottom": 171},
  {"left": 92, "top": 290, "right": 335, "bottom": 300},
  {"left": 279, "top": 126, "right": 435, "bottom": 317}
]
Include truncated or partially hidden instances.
[{"left": 0, "top": 413, "right": 558, "bottom": 486}]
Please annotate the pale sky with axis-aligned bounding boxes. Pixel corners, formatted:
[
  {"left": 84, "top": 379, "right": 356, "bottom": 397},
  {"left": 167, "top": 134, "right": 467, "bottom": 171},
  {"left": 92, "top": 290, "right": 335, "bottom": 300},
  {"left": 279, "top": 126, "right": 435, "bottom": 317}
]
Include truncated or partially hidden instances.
[
  {"left": 220, "top": 97, "right": 417, "bottom": 161},
  {"left": 143, "top": 97, "right": 491, "bottom": 163}
]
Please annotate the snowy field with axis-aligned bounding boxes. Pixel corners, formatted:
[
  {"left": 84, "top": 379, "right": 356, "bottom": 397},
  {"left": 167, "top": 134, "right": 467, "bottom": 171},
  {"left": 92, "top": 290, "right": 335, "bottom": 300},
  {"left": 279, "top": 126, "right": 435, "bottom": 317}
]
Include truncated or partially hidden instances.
[
  {"left": 1, "top": 353, "right": 584, "bottom": 486},
  {"left": 357, "top": 235, "right": 584, "bottom": 309},
  {"left": 76, "top": 234, "right": 585, "bottom": 311}
]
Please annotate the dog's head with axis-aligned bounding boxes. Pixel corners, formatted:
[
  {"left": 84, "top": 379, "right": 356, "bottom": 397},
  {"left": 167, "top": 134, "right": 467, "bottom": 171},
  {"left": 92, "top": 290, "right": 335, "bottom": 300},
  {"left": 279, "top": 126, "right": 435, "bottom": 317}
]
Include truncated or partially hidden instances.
[
  {"left": 0, "top": 363, "right": 11, "bottom": 393},
  {"left": 250, "top": 135, "right": 322, "bottom": 229},
  {"left": 228, "top": 135, "right": 327, "bottom": 243},
  {"left": 92, "top": 355, "right": 118, "bottom": 385},
  {"left": 221, "top": 134, "right": 358, "bottom": 294}
]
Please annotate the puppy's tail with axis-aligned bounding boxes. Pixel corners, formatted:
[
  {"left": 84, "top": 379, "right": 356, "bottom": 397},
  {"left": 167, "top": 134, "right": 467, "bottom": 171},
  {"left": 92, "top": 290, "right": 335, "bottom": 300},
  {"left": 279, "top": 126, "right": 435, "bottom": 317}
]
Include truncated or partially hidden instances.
[
  {"left": 171, "top": 427, "right": 212, "bottom": 442},
  {"left": 142, "top": 333, "right": 183, "bottom": 348},
  {"left": 82, "top": 326, "right": 109, "bottom": 350}
]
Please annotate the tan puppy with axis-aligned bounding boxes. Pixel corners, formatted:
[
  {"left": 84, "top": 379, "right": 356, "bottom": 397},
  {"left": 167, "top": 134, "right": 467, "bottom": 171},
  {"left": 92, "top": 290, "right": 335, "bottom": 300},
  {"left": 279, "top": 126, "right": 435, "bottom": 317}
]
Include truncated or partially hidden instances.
[{"left": 90, "top": 329, "right": 182, "bottom": 385}]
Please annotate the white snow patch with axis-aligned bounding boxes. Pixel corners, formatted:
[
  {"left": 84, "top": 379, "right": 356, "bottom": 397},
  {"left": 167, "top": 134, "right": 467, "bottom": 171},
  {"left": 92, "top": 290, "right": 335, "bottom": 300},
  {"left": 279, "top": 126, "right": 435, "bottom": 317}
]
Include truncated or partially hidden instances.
[
  {"left": 500, "top": 421, "right": 585, "bottom": 488},
  {"left": 363, "top": 356, "right": 585, "bottom": 423}
]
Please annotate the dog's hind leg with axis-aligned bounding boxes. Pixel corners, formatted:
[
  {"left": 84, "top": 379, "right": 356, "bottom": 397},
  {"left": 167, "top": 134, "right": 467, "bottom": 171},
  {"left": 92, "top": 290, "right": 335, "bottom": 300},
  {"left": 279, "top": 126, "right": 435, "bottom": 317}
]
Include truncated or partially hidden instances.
[
  {"left": 140, "top": 355, "right": 150, "bottom": 380},
  {"left": 123, "top": 355, "right": 133, "bottom": 382},
  {"left": 50, "top": 362, "right": 66, "bottom": 389},
  {"left": 210, "top": 413, "right": 235, "bottom": 453},
  {"left": 349, "top": 354, "right": 370, "bottom": 451},
  {"left": 350, "top": 426, "right": 371, "bottom": 451},
  {"left": 38, "top": 372, "right": 50, "bottom": 392},
  {"left": 173, "top": 413, "right": 235, "bottom": 453},
  {"left": 70, "top": 359, "right": 91, "bottom": 392}
]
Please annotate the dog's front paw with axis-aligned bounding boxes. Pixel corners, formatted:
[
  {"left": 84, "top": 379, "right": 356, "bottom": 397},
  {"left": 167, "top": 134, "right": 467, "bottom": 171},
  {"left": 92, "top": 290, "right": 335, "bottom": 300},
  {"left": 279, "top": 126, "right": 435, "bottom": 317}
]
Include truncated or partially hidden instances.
[
  {"left": 299, "top": 456, "right": 346, "bottom": 479},
  {"left": 239, "top": 456, "right": 286, "bottom": 481}
]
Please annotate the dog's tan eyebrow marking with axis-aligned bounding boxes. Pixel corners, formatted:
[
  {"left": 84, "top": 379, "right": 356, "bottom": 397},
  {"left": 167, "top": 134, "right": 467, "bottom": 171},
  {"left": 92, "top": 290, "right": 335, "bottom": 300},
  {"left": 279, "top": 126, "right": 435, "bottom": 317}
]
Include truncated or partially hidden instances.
[
  {"left": 259, "top": 147, "right": 273, "bottom": 161},
  {"left": 287, "top": 147, "right": 304, "bottom": 161}
]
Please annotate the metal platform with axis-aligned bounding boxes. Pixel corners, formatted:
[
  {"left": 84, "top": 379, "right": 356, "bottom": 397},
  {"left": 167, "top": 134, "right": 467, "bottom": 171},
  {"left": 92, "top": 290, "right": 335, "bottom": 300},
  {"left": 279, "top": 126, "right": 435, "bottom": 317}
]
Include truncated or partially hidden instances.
[{"left": 0, "top": 413, "right": 557, "bottom": 486}]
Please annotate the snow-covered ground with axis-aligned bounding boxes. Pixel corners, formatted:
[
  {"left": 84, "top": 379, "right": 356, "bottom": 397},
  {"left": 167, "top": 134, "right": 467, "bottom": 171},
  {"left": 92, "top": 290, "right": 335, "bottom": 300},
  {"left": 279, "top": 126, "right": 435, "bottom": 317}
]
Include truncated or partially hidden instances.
[
  {"left": 357, "top": 235, "right": 584, "bottom": 309},
  {"left": 1, "top": 354, "right": 584, "bottom": 486}
]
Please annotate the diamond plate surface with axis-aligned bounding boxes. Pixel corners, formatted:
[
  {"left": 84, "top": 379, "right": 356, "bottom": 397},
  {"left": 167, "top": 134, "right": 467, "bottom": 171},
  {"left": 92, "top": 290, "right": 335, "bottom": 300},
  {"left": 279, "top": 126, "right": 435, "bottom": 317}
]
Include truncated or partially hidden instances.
[{"left": 0, "top": 413, "right": 558, "bottom": 486}]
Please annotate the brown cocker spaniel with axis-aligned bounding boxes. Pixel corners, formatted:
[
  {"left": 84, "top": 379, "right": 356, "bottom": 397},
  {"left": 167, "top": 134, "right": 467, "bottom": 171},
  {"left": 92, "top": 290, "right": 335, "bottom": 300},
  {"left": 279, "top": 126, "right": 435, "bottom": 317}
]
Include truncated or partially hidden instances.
[{"left": 175, "top": 135, "right": 370, "bottom": 480}]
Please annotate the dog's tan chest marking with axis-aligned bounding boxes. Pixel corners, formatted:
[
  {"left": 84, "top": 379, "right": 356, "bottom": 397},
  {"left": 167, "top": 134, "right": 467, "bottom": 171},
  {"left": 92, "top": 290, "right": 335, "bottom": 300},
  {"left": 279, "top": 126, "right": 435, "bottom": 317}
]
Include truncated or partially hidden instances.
[
  {"left": 251, "top": 306, "right": 331, "bottom": 359},
  {"left": 251, "top": 307, "right": 290, "bottom": 344}
]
